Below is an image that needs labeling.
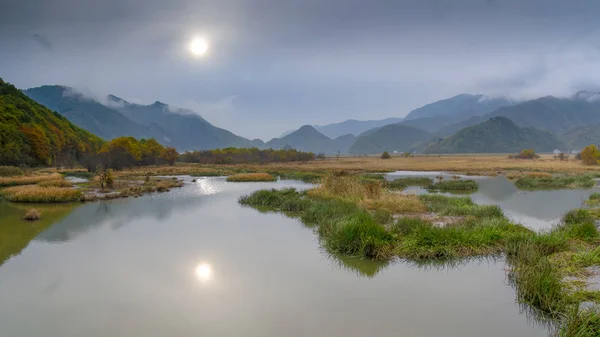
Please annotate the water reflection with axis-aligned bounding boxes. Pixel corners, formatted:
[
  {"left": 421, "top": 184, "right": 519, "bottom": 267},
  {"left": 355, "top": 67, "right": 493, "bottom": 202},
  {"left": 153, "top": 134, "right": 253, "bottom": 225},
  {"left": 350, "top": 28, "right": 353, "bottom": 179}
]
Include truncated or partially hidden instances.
[
  {"left": 0, "top": 178, "right": 549, "bottom": 337},
  {"left": 0, "top": 202, "right": 80, "bottom": 265},
  {"left": 194, "top": 177, "right": 221, "bottom": 195},
  {"left": 329, "top": 253, "right": 391, "bottom": 278}
]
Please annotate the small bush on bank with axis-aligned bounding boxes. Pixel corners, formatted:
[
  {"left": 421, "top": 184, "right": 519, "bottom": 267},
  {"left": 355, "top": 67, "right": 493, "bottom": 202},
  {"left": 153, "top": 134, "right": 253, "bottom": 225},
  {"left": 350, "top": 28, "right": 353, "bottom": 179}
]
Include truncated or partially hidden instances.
[{"left": 23, "top": 209, "right": 41, "bottom": 221}]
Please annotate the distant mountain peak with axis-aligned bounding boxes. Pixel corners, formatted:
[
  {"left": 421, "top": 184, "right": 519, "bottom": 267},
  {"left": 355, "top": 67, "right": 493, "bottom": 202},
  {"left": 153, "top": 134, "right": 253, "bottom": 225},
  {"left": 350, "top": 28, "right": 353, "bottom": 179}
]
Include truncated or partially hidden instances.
[
  {"left": 297, "top": 124, "right": 319, "bottom": 132},
  {"left": 404, "top": 93, "right": 513, "bottom": 121}
]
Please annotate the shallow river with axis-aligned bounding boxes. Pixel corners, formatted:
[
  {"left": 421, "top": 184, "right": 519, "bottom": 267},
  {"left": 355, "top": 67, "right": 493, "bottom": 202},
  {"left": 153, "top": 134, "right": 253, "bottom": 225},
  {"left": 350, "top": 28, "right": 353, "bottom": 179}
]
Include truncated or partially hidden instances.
[{"left": 0, "top": 176, "right": 558, "bottom": 336}]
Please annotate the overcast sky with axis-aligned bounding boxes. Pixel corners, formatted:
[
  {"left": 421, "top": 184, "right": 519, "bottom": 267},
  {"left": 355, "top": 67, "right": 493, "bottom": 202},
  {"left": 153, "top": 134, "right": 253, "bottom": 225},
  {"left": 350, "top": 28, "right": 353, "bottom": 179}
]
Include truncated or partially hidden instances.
[{"left": 1, "top": 0, "right": 600, "bottom": 139}]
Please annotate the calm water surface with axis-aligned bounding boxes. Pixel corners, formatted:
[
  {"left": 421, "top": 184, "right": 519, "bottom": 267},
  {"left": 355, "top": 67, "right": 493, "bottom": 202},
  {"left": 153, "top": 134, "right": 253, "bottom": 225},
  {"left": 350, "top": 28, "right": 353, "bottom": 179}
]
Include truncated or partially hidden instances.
[
  {"left": 0, "top": 176, "right": 549, "bottom": 336},
  {"left": 387, "top": 171, "right": 598, "bottom": 231}
]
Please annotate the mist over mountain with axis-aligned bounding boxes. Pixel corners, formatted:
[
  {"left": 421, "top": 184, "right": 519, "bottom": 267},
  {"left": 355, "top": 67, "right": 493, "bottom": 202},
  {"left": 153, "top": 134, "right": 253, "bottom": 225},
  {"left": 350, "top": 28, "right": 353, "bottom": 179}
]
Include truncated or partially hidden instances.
[{"left": 23, "top": 86, "right": 255, "bottom": 151}]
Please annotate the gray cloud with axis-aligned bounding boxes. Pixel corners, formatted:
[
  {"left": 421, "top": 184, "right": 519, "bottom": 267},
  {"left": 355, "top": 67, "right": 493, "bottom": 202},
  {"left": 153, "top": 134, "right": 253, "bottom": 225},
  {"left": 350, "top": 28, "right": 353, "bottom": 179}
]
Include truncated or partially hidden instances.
[{"left": 2, "top": 0, "right": 600, "bottom": 139}]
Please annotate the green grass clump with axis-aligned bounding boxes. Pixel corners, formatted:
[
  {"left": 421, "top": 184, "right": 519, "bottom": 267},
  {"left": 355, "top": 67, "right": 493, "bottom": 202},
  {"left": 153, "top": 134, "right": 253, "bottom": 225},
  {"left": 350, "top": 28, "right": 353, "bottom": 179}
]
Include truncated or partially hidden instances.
[
  {"left": 508, "top": 242, "right": 567, "bottom": 315},
  {"left": 586, "top": 192, "right": 600, "bottom": 205},
  {"left": 419, "top": 194, "right": 503, "bottom": 218},
  {"left": 588, "top": 192, "right": 600, "bottom": 200},
  {"left": 558, "top": 306, "right": 600, "bottom": 337},
  {"left": 559, "top": 209, "right": 600, "bottom": 241},
  {"left": 300, "top": 198, "right": 360, "bottom": 225},
  {"left": 387, "top": 177, "right": 433, "bottom": 190},
  {"left": 371, "top": 209, "right": 393, "bottom": 225},
  {"left": 239, "top": 188, "right": 310, "bottom": 212},
  {"left": 391, "top": 217, "right": 432, "bottom": 235},
  {"left": 227, "top": 173, "right": 276, "bottom": 182},
  {"left": 515, "top": 175, "right": 596, "bottom": 190},
  {"left": 0, "top": 166, "right": 24, "bottom": 177},
  {"left": 427, "top": 179, "right": 479, "bottom": 192},
  {"left": 395, "top": 217, "right": 528, "bottom": 260},
  {"left": 320, "top": 211, "right": 396, "bottom": 259}
]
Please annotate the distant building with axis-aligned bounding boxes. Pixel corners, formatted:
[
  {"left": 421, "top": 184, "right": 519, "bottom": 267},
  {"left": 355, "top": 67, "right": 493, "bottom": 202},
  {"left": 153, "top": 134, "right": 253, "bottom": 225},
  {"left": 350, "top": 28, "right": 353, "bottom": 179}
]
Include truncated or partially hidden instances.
[{"left": 553, "top": 149, "right": 562, "bottom": 155}]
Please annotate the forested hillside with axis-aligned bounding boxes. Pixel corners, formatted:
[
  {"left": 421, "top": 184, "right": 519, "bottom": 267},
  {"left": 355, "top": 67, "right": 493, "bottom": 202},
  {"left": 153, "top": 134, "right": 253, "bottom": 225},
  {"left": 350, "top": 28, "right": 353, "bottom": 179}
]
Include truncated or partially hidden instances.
[
  {"left": 425, "top": 117, "right": 563, "bottom": 154},
  {"left": 0, "top": 78, "right": 103, "bottom": 166}
]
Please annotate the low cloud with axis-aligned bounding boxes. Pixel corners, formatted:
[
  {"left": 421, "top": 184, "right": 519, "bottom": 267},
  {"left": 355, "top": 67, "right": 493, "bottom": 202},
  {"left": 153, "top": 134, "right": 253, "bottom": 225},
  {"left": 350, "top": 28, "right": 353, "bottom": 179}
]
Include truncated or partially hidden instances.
[{"left": 178, "top": 96, "right": 238, "bottom": 127}]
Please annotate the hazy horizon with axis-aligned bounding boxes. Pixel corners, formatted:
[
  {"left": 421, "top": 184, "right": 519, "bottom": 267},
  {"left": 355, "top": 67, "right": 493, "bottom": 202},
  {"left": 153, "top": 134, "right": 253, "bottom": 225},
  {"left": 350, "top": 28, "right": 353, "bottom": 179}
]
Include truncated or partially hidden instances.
[{"left": 2, "top": 0, "right": 600, "bottom": 139}]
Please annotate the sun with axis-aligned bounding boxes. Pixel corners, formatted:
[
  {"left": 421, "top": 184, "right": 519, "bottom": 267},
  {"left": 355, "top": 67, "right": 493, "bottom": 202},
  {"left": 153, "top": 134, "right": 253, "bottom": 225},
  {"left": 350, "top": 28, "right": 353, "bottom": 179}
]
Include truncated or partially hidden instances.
[
  {"left": 195, "top": 262, "right": 213, "bottom": 282},
  {"left": 189, "top": 38, "right": 209, "bottom": 56}
]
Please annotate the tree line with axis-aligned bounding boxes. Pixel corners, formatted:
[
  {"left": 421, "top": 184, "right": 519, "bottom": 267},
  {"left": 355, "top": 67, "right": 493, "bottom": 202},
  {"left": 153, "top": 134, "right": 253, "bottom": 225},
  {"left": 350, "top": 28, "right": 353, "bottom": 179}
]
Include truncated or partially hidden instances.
[
  {"left": 179, "top": 147, "right": 315, "bottom": 164},
  {"left": 83, "top": 137, "right": 178, "bottom": 171}
]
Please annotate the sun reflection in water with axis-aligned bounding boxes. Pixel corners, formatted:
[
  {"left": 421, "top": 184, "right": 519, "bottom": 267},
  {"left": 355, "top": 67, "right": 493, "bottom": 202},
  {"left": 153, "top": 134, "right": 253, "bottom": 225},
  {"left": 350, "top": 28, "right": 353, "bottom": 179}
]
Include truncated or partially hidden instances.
[
  {"left": 195, "top": 262, "right": 213, "bottom": 282},
  {"left": 194, "top": 178, "right": 219, "bottom": 195}
]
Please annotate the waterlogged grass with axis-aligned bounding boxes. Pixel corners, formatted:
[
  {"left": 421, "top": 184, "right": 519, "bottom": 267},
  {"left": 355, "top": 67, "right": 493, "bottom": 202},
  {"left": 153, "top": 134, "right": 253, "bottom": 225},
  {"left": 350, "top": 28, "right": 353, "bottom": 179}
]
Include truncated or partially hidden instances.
[
  {"left": 419, "top": 194, "right": 504, "bottom": 217},
  {"left": 515, "top": 175, "right": 596, "bottom": 190},
  {"left": 0, "top": 185, "right": 82, "bottom": 203},
  {"left": 559, "top": 306, "right": 600, "bottom": 337},
  {"left": 227, "top": 173, "right": 276, "bottom": 182},
  {"left": 395, "top": 217, "right": 530, "bottom": 260},
  {"left": 586, "top": 192, "right": 600, "bottom": 205},
  {"left": 503, "top": 208, "right": 600, "bottom": 333},
  {"left": 387, "top": 177, "right": 433, "bottom": 190},
  {"left": 426, "top": 179, "right": 479, "bottom": 192}
]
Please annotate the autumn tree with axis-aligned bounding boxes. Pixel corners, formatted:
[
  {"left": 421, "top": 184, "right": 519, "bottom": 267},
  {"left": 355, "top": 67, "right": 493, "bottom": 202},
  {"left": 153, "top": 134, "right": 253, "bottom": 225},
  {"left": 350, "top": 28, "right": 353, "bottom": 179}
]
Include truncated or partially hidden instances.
[
  {"left": 580, "top": 144, "right": 600, "bottom": 165},
  {"left": 161, "top": 147, "right": 179, "bottom": 166}
]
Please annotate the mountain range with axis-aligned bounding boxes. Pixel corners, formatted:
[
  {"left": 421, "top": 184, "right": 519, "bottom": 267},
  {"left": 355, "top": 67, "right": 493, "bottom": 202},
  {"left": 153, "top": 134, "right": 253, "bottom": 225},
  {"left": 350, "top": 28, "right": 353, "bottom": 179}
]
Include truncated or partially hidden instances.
[
  {"left": 24, "top": 86, "right": 255, "bottom": 151},
  {"left": 18, "top": 82, "right": 600, "bottom": 155},
  {"left": 267, "top": 125, "right": 355, "bottom": 154},
  {"left": 424, "top": 117, "right": 563, "bottom": 154},
  {"left": 349, "top": 124, "right": 431, "bottom": 154}
]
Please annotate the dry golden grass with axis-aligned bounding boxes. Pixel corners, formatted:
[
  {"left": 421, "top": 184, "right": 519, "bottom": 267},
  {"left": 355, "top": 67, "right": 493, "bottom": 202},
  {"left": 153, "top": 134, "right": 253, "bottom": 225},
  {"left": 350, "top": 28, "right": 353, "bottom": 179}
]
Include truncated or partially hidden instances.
[
  {"left": 309, "top": 174, "right": 428, "bottom": 214},
  {"left": 0, "top": 173, "right": 63, "bottom": 187},
  {"left": 0, "top": 185, "right": 82, "bottom": 203},
  {"left": 102, "top": 154, "right": 600, "bottom": 177},
  {"left": 525, "top": 172, "right": 553, "bottom": 179},
  {"left": 38, "top": 179, "right": 74, "bottom": 188},
  {"left": 226, "top": 173, "right": 276, "bottom": 182}
]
